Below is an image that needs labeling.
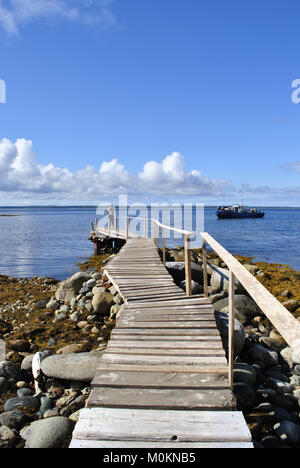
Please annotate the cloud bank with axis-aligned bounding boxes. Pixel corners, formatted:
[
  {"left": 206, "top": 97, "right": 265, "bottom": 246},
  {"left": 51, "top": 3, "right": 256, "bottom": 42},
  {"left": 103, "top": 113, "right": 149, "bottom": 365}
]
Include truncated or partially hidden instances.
[
  {"left": 0, "top": 138, "right": 236, "bottom": 201},
  {"left": 0, "top": 0, "right": 116, "bottom": 35}
]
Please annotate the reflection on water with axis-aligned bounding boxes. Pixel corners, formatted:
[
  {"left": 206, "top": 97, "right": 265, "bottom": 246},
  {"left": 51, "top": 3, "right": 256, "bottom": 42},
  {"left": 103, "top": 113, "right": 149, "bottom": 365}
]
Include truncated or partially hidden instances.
[{"left": 0, "top": 206, "right": 299, "bottom": 280}]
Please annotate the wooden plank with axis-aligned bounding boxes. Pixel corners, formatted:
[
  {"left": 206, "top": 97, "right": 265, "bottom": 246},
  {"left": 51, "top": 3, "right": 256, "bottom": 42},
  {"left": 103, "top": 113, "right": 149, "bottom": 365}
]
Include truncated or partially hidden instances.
[
  {"left": 96, "top": 363, "right": 229, "bottom": 374},
  {"left": 118, "top": 315, "right": 215, "bottom": 322},
  {"left": 101, "top": 354, "right": 228, "bottom": 366},
  {"left": 73, "top": 408, "right": 251, "bottom": 443},
  {"left": 92, "top": 370, "right": 229, "bottom": 389},
  {"left": 70, "top": 439, "right": 253, "bottom": 448},
  {"left": 87, "top": 387, "right": 235, "bottom": 411},
  {"left": 110, "top": 334, "right": 222, "bottom": 341},
  {"left": 111, "top": 328, "right": 220, "bottom": 336},
  {"left": 116, "top": 321, "right": 217, "bottom": 328},
  {"left": 105, "top": 348, "right": 225, "bottom": 357},
  {"left": 107, "top": 340, "right": 223, "bottom": 349}
]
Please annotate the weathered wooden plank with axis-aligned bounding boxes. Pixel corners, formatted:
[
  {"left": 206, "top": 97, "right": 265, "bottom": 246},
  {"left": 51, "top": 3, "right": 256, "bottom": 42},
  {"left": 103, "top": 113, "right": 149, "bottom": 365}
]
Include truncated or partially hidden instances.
[
  {"left": 70, "top": 439, "right": 253, "bottom": 448},
  {"left": 107, "top": 340, "right": 223, "bottom": 349},
  {"left": 105, "top": 348, "right": 225, "bottom": 357},
  {"left": 96, "top": 363, "right": 229, "bottom": 374},
  {"left": 87, "top": 387, "right": 235, "bottom": 411},
  {"left": 110, "top": 334, "right": 222, "bottom": 342},
  {"left": 116, "top": 321, "right": 217, "bottom": 328},
  {"left": 92, "top": 370, "right": 229, "bottom": 389},
  {"left": 111, "top": 328, "right": 220, "bottom": 336},
  {"left": 101, "top": 353, "right": 228, "bottom": 366}
]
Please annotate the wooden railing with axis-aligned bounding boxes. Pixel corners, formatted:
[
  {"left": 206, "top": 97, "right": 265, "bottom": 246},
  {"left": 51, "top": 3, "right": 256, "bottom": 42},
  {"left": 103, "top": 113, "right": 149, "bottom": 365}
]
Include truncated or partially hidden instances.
[
  {"left": 201, "top": 232, "right": 300, "bottom": 387},
  {"left": 91, "top": 215, "right": 194, "bottom": 297},
  {"left": 91, "top": 211, "right": 300, "bottom": 389},
  {"left": 152, "top": 219, "right": 194, "bottom": 296}
]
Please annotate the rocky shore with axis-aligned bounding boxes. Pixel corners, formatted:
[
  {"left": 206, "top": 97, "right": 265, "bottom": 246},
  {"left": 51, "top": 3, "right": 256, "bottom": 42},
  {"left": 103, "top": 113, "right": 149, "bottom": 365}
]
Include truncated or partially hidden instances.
[{"left": 0, "top": 247, "right": 299, "bottom": 448}]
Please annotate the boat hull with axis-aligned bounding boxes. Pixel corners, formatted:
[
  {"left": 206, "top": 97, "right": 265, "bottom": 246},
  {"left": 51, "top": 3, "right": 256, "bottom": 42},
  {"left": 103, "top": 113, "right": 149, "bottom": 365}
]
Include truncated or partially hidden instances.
[{"left": 217, "top": 212, "right": 265, "bottom": 219}]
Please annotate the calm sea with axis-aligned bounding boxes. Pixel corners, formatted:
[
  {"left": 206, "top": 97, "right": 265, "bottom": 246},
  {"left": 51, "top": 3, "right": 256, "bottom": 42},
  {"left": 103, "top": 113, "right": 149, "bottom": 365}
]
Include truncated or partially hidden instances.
[{"left": 0, "top": 206, "right": 299, "bottom": 280}]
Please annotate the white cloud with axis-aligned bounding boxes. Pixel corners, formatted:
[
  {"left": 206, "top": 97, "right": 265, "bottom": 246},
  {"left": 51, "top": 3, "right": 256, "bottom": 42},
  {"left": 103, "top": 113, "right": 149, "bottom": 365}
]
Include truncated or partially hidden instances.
[
  {"left": 0, "top": 0, "right": 116, "bottom": 35},
  {"left": 0, "top": 138, "right": 236, "bottom": 201},
  {"left": 281, "top": 161, "right": 300, "bottom": 174}
]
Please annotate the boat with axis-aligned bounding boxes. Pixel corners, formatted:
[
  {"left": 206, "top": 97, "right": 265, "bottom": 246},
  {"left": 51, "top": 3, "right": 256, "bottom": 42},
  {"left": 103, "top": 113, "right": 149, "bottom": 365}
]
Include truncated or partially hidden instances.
[{"left": 216, "top": 205, "right": 265, "bottom": 219}]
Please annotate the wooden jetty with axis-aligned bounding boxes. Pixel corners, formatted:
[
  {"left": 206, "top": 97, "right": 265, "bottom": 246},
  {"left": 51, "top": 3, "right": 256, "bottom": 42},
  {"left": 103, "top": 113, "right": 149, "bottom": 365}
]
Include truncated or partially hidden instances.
[{"left": 70, "top": 211, "right": 300, "bottom": 448}]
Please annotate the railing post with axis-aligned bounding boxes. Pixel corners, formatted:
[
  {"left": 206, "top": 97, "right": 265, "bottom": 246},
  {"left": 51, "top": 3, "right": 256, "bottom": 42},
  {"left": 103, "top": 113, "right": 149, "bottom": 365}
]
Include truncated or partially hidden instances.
[
  {"left": 144, "top": 219, "right": 147, "bottom": 238},
  {"left": 91, "top": 221, "right": 95, "bottom": 233},
  {"left": 202, "top": 239, "right": 209, "bottom": 298},
  {"left": 154, "top": 222, "right": 158, "bottom": 248},
  {"left": 229, "top": 270, "right": 235, "bottom": 388},
  {"left": 162, "top": 228, "right": 166, "bottom": 266},
  {"left": 95, "top": 218, "right": 98, "bottom": 234},
  {"left": 184, "top": 235, "right": 192, "bottom": 297},
  {"left": 126, "top": 217, "right": 129, "bottom": 239}
]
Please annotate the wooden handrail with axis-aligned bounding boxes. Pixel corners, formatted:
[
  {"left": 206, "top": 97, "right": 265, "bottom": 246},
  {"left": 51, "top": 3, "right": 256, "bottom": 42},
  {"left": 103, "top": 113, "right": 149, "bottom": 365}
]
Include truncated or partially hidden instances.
[{"left": 201, "top": 232, "right": 300, "bottom": 385}]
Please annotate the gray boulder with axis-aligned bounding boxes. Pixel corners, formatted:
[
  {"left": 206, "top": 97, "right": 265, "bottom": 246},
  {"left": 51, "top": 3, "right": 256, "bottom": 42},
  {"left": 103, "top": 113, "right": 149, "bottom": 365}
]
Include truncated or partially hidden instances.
[
  {"left": 20, "top": 416, "right": 75, "bottom": 448},
  {"left": 165, "top": 262, "right": 203, "bottom": 284},
  {"left": 55, "top": 272, "right": 91, "bottom": 303},
  {"left": 92, "top": 292, "right": 114, "bottom": 315},
  {"left": 41, "top": 351, "right": 104, "bottom": 382},
  {"left": 4, "top": 396, "right": 40, "bottom": 413},
  {"left": 214, "top": 311, "right": 245, "bottom": 355},
  {"left": 210, "top": 267, "right": 244, "bottom": 294},
  {"left": 213, "top": 295, "right": 260, "bottom": 319}
]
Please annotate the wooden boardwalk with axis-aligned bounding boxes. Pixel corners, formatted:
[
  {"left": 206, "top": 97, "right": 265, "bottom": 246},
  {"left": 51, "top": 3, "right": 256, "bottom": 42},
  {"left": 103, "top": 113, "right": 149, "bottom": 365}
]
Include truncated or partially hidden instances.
[{"left": 70, "top": 238, "right": 253, "bottom": 448}]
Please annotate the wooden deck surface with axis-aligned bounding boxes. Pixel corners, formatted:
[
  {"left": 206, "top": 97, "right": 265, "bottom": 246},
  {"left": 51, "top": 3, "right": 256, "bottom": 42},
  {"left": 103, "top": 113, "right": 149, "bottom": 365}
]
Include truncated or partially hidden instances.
[{"left": 69, "top": 238, "right": 253, "bottom": 449}]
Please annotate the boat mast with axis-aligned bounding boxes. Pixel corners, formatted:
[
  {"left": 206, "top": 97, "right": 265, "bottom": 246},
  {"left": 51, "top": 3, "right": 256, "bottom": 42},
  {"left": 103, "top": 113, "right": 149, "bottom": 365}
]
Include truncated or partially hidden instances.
[{"left": 239, "top": 190, "right": 244, "bottom": 208}]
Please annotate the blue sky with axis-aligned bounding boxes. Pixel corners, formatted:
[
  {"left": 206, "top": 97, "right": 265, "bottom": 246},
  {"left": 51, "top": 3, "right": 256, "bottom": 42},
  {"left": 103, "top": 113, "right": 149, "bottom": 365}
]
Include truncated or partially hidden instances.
[{"left": 0, "top": 0, "right": 300, "bottom": 205}]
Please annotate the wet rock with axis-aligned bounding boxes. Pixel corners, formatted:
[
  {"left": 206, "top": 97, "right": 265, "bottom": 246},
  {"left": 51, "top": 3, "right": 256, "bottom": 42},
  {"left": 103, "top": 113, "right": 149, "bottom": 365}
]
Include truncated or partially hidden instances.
[
  {"left": 233, "top": 382, "right": 256, "bottom": 410},
  {"left": 20, "top": 416, "right": 75, "bottom": 448},
  {"left": 265, "top": 377, "right": 294, "bottom": 395},
  {"left": 274, "top": 420, "right": 300, "bottom": 445},
  {"left": 233, "top": 363, "right": 257, "bottom": 387},
  {"left": 248, "top": 343, "right": 279, "bottom": 367}
]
